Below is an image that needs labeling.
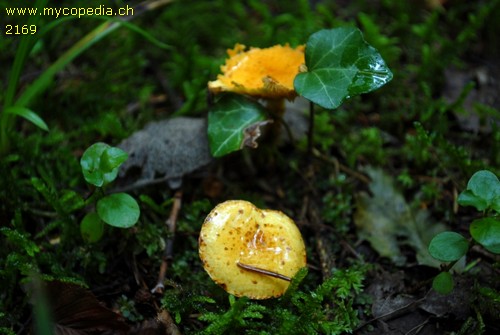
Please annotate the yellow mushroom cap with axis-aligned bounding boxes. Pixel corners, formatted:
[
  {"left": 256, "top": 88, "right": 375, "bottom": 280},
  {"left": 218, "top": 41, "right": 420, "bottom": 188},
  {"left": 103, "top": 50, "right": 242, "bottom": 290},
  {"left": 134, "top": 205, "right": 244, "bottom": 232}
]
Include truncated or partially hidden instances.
[
  {"left": 208, "top": 44, "right": 305, "bottom": 100},
  {"left": 199, "top": 200, "right": 306, "bottom": 299}
]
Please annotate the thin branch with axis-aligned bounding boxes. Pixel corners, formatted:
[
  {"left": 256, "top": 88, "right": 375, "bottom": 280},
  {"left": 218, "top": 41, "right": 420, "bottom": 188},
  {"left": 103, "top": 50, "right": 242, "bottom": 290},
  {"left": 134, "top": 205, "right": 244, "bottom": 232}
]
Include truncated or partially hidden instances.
[{"left": 151, "top": 190, "right": 182, "bottom": 294}]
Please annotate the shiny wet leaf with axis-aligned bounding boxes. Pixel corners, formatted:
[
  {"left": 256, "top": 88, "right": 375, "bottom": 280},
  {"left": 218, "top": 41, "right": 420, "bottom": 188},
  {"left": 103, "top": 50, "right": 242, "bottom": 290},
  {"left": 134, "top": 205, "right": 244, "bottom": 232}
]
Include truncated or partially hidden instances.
[{"left": 294, "top": 27, "right": 393, "bottom": 109}]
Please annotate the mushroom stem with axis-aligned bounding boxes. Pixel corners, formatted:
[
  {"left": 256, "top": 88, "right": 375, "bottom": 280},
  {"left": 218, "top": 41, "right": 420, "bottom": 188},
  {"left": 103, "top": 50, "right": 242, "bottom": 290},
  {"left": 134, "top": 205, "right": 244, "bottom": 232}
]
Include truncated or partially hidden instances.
[
  {"left": 265, "top": 98, "right": 286, "bottom": 143},
  {"left": 237, "top": 262, "right": 292, "bottom": 282}
]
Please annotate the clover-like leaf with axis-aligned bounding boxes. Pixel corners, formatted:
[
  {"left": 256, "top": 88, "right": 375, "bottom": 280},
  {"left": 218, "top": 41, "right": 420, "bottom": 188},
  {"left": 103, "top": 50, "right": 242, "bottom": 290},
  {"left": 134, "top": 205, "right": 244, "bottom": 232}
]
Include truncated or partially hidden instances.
[
  {"left": 428, "top": 232, "right": 469, "bottom": 262},
  {"left": 99, "top": 147, "right": 128, "bottom": 173},
  {"left": 294, "top": 27, "right": 393, "bottom": 109},
  {"left": 97, "top": 193, "right": 140, "bottom": 228},
  {"left": 80, "top": 143, "right": 127, "bottom": 187},
  {"left": 458, "top": 170, "right": 500, "bottom": 213},
  {"left": 457, "top": 190, "right": 488, "bottom": 212},
  {"left": 470, "top": 217, "right": 500, "bottom": 254},
  {"left": 207, "top": 94, "right": 268, "bottom": 157}
]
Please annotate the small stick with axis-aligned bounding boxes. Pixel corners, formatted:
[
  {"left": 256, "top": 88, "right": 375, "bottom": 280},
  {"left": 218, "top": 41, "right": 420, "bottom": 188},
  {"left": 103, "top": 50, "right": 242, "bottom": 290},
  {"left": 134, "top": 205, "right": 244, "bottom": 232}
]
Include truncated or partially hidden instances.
[
  {"left": 237, "top": 262, "right": 291, "bottom": 282},
  {"left": 151, "top": 191, "right": 182, "bottom": 294},
  {"left": 355, "top": 296, "right": 427, "bottom": 332}
]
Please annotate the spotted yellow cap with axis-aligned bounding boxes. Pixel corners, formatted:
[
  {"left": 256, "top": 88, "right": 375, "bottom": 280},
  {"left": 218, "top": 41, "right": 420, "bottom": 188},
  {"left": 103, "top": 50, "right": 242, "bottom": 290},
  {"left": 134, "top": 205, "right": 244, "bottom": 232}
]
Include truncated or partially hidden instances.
[{"left": 199, "top": 200, "right": 306, "bottom": 299}]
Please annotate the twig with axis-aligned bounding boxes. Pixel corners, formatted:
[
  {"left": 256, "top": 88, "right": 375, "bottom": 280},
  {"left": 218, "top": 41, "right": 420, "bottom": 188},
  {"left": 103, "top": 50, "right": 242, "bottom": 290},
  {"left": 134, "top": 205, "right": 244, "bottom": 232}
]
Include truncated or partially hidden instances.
[
  {"left": 237, "top": 262, "right": 291, "bottom": 282},
  {"left": 355, "top": 296, "right": 427, "bottom": 332},
  {"left": 312, "top": 148, "right": 371, "bottom": 184},
  {"left": 112, "top": 175, "right": 172, "bottom": 193},
  {"left": 308, "top": 200, "right": 336, "bottom": 279},
  {"left": 405, "top": 317, "right": 430, "bottom": 335},
  {"left": 151, "top": 191, "right": 182, "bottom": 294}
]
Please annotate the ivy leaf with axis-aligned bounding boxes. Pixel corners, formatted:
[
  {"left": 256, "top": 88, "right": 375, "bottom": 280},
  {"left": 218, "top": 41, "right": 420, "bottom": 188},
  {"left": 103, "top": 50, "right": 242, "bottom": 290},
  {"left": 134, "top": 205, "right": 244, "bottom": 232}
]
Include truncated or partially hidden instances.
[
  {"left": 207, "top": 94, "right": 268, "bottom": 157},
  {"left": 97, "top": 193, "right": 140, "bottom": 228},
  {"left": 470, "top": 217, "right": 500, "bottom": 254},
  {"left": 458, "top": 170, "right": 500, "bottom": 213},
  {"left": 294, "top": 27, "right": 393, "bottom": 109}
]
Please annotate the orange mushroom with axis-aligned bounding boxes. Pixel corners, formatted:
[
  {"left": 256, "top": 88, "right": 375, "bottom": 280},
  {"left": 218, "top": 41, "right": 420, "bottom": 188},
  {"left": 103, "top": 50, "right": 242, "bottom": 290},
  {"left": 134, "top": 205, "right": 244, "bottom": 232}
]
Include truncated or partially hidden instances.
[
  {"left": 208, "top": 43, "right": 305, "bottom": 100},
  {"left": 208, "top": 43, "right": 306, "bottom": 144},
  {"left": 199, "top": 200, "right": 306, "bottom": 299}
]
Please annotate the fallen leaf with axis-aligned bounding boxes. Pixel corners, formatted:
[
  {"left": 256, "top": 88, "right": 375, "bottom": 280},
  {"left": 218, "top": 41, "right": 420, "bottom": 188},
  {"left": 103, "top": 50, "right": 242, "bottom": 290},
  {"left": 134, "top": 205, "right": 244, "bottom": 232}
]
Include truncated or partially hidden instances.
[
  {"left": 118, "top": 117, "right": 213, "bottom": 189},
  {"left": 241, "top": 120, "right": 273, "bottom": 149},
  {"left": 365, "top": 269, "right": 472, "bottom": 335},
  {"left": 129, "top": 310, "right": 181, "bottom": 335},
  {"left": 354, "top": 167, "right": 445, "bottom": 267},
  {"left": 443, "top": 66, "right": 500, "bottom": 133},
  {"left": 37, "top": 281, "right": 129, "bottom": 334}
]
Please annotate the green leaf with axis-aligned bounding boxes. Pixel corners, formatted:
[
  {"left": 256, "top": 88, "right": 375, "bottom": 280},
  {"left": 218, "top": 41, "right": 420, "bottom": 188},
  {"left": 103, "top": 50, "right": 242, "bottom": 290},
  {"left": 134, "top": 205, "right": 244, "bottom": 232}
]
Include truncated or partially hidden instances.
[
  {"left": 428, "top": 232, "right": 469, "bottom": 262},
  {"left": 80, "top": 143, "right": 124, "bottom": 187},
  {"left": 80, "top": 212, "right": 104, "bottom": 243},
  {"left": 294, "top": 27, "right": 393, "bottom": 109},
  {"left": 99, "top": 147, "right": 128, "bottom": 173},
  {"left": 4, "top": 106, "right": 49, "bottom": 131},
  {"left": 457, "top": 190, "right": 488, "bottom": 211},
  {"left": 470, "top": 217, "right": 500, "bottom": 254},
  {"left": 207, "top": 94, "right": 268, "bottom": 157},
  {"left": 458, "top": 170, "right": 500, "bottom": 212},
  {"left": 97, "top": 193, "right": 140, "bottom": 228},
  {"left": 432, "top": 272, "right": 454, "bottom": 295}
]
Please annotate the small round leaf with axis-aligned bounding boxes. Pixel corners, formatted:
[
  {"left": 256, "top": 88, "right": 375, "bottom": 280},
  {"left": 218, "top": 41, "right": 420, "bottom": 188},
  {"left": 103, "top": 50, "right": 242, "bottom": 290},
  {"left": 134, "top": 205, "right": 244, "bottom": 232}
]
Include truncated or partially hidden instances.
[
  {"left": 97, "top": 193, "right": 140, "bottom": 228},
  {"left": 428, "top": 232, "right": 469, "bottom": 262},
  {"left": 80, "top": 212, "right": 104, "bottom": 243},
  {"left": 432, "top": 272, "right": 454, "bottom": 295},
  {"left": 470, "top": 218, "right": 500, "bottom": 254}
]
